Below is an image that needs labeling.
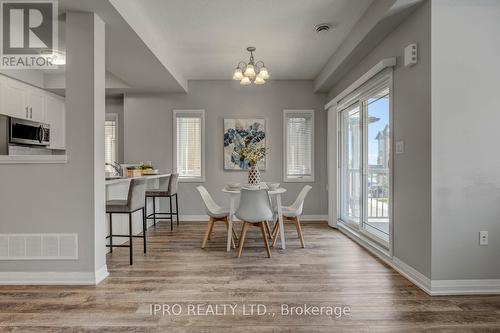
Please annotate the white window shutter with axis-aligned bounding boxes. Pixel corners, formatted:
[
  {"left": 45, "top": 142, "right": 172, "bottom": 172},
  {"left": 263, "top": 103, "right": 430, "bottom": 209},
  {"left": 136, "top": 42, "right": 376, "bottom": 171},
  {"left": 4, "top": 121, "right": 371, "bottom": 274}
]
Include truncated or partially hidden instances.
[
  {"left": 284, "top": 110, "right": 314, "bottom": 182},
  {"left": 174, "top": 110, "right": 205, "bottom": 181},
  {"left": 104, "top": 116, "right": 117, "bottom": 168}
]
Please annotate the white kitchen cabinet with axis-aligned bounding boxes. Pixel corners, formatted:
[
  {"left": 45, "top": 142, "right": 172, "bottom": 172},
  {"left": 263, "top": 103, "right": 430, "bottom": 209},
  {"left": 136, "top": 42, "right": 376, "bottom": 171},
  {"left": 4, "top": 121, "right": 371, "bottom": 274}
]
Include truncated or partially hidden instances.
[
  {"left": 0, "top": 74, "right": 47, "bottom": 122},
  {"left": 45, "top": 95, "right": 66, "bottom": 150},
  {"left": 1, "top": 79, "right": 29, "bottom": 119},
  {"left": 28, "top": 90, "right": 45, "bottom": 122}
]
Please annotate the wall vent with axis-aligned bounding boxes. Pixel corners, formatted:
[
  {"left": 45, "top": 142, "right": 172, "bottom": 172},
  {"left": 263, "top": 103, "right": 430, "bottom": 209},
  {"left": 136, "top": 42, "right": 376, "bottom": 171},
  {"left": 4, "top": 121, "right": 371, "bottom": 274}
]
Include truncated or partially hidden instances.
[{"left": 0, "top": 234, "right": 78, "bottom": 260}]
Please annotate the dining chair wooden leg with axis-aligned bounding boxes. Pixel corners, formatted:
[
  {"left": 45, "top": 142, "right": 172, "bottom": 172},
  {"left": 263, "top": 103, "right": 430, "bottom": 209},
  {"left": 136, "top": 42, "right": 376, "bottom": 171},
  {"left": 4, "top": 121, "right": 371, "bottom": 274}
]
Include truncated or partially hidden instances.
[
  {"left": 260, "top": 222, "right": 272, "bottom": 258},
  {"left": 202, "top": 217, "right": 214, "bottom": 249},
  {"left": 271, "top": 222, "right": 280, "bottom": 248},
  {"left": 293, "top": 216, "right": 305, "bottom": 248},
  {"left": 207, "top": 217, "right": 216, "bottom": 240},
  {"left": 232, "top": 227, "right": 239, "bottom": 243},
  {"left": 271, "top": 220, "right": 279, "bottom": 236},
  {"left": 264, "top": 221, "right": 272, "bottom": 240},
  {"left": 237, "top": 222, "right": 250, "bottom": 258}
]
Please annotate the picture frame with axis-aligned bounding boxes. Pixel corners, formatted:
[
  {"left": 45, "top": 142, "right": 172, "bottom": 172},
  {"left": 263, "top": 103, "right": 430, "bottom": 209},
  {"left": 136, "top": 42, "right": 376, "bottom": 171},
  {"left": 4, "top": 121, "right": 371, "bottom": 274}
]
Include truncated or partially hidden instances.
[{"left": 223, "top": 118, "right": 266, "bottom": 170}]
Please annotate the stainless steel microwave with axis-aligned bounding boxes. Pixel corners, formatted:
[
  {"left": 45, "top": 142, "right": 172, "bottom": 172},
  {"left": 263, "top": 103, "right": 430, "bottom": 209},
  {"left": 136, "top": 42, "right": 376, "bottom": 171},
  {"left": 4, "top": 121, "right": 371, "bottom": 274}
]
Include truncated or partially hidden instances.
[{"left": 9, "top": 117, "right": 50, "bottom": 146}]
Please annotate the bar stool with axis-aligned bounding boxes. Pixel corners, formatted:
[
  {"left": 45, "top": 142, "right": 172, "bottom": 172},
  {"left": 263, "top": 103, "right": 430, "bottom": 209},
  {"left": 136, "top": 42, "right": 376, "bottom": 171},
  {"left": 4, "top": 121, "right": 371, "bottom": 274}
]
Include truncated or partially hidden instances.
[
  {"left": 106, "top": 178, "right": 147, "bottom": 265},
  {"left": 145, "top": 173, "right": 179, "bottom": 231}
]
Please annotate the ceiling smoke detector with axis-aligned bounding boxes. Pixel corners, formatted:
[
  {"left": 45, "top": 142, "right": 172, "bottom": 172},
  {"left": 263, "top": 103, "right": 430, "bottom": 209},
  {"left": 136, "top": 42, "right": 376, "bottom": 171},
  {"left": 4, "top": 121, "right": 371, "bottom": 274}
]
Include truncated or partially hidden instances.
[{"left": 315, "top": 23, "right": 332, "bottom": 34}]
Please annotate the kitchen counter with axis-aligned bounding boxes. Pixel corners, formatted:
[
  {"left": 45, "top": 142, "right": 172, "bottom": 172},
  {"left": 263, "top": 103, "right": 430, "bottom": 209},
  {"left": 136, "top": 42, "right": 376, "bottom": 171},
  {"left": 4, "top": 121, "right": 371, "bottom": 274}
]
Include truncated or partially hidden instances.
[{"left": 105, "top": 173, "right": 171, "bottom": 185}]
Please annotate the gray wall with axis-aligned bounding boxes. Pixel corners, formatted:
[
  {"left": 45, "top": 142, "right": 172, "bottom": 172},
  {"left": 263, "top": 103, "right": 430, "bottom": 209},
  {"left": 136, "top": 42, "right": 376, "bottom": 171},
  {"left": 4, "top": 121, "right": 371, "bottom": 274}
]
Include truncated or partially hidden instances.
[
  {"left": 0, "top": 12, "right": 106, "bottom": 275},
  {"left": 106, "top": 95, "right": 125, "bottom": 163},
  {"left": 431, "top": 0, "right": 500, "bottom": 280},
  {"left": 327, "top": 1, "right": 432, "bottom": 278},
  {"left": 123, "top": 80, "right": 328, "bottom": 216}
]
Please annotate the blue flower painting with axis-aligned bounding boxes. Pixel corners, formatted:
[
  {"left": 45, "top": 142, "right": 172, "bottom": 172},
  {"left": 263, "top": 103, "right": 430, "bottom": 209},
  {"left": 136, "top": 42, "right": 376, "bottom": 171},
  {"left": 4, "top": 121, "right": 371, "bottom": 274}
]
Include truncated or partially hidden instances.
[{"left": 223, "top": 118, "right": 266, "bottom": 170}]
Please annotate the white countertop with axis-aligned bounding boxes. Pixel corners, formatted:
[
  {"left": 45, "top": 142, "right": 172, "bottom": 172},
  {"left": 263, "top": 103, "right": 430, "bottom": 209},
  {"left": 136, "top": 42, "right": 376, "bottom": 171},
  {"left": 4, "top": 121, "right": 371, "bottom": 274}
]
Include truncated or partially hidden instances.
[
  {"left": 0, "top": 155, "right": 68, "bottom": 164},
  {"left": 105, "top": 173, "right": 171, "bottom": 185}
]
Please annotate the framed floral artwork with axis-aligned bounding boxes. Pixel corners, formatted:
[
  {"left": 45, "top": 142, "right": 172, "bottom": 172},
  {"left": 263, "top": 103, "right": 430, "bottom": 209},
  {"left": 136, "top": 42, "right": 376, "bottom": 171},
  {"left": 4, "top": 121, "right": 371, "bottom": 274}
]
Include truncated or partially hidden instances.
[{"left": 223, "top": 118, "right": 266, "bottom": 170}]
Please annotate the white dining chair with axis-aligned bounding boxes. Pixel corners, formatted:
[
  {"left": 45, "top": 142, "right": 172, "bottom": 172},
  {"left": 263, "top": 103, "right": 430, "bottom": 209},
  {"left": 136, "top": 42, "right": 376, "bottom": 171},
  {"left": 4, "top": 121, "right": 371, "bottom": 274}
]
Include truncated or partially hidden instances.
[
  {"left": 271, "top": 185, "right": 312, "bottom": 248},
  {"left": 235, "top": 188, "right": 274, "bottom": 258},
  {"left": 196, "top": 186, "right": 238, "bottom": 249}
]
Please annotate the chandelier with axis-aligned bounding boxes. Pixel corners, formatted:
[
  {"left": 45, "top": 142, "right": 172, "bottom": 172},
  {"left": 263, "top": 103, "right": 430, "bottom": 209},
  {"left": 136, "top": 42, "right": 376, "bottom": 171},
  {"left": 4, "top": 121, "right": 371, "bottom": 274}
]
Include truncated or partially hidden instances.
[{"left": 232, "top": 47, "right": 270, "bottom": 85}]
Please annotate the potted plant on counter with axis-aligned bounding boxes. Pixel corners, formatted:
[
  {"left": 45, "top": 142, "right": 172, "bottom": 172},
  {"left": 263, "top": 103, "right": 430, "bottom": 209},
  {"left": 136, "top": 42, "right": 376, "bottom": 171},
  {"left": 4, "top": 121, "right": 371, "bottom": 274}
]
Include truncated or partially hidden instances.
[{"left": 139, "top": 161, "right": 159, "bottom": 175}]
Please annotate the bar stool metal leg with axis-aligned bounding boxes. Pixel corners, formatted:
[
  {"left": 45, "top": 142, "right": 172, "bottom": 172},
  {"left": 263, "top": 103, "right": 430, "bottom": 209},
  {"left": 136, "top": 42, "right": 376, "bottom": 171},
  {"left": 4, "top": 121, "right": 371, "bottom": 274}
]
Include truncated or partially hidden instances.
[
  {"left": 109, "top": 213, "right": 113, "bottom": 253},
  {"left": 175, "top": 193, "right": 179, "bottom": 226},
  {"left": 142, "top": 207, "right": 147, "bottom": 253},
  {"left": 128, "top": 212, "right": 133, "bottom": 265},
  {"left": 152, "top": 197, "right": 157, "bottom": 226},
  {"left": 144, "top": 197, "right": 148, "bottom": 226},
  {"left": 169, "top": 195, "right": 173, "bottom": 231}
]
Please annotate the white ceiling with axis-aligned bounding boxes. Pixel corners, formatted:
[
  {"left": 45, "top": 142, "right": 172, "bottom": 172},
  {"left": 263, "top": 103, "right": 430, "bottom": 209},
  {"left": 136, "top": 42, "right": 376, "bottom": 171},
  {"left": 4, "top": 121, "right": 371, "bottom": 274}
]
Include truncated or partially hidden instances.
[
  {"left": 59, "top": 0, "right": 187, "bottom": 93},
  {"left": 111, "top": 0, "right": 373, "bottom": 81}
]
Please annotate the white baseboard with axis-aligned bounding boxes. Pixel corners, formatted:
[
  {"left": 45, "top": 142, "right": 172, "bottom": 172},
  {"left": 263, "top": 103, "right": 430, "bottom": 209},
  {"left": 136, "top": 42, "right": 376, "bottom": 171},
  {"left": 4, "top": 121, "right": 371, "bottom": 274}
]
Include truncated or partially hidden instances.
[
  {"left": 431, "top": 279, "right": 500, "bottom": 295},
  {"left": 392, "top": 257, "right": 432, "bottom": 294},
  {"left": 337, "top": 224, "right": 500, "bottom": 295},
  {"left": 0, "top": 265, "right": 109, "bottom": 285},
  {"left": 179, "top": 214, "right": 328, "bottom": 222},
  {"left": 95, "top": 265, "right": 109, "bottom": 284}
]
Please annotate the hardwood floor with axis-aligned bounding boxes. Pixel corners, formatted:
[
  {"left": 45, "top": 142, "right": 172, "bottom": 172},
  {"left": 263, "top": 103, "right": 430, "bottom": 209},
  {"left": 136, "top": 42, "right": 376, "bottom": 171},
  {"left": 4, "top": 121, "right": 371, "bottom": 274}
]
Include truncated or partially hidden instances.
[{"left": 1, "top": 221, "right": 500, "bottom": 332}]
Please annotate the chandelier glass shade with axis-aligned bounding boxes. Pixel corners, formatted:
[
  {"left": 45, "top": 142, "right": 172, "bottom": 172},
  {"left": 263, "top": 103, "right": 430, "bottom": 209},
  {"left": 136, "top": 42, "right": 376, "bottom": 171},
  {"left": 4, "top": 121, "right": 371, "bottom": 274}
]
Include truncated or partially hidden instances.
[{"left": 232, "top": 47, "right": 269, "bottom": 85}]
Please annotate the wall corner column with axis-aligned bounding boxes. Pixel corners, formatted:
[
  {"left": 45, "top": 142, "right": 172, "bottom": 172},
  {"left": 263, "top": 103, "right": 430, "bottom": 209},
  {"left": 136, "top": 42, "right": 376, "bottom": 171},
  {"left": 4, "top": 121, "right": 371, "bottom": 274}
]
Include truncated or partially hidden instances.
[{"left": 66, "top": 11, "right": 107, "bottom": 283}]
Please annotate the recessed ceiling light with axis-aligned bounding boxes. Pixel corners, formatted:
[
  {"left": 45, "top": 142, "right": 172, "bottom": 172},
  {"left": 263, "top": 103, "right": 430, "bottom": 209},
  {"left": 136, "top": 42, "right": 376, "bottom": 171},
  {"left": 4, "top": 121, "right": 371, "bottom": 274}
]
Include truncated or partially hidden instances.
[{"left": 315, "top": 23, "right": 332, "bottom": 34}]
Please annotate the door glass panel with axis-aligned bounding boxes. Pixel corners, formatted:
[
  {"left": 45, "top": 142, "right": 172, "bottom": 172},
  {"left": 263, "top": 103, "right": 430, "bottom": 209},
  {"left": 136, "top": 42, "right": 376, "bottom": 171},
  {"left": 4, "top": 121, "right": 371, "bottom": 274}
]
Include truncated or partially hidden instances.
[
  {"left": 364, "top": 88, "right": 390, "bottom": 243},
  {"left": 340, "top": 104, "right": 361, "bottom": 226}
]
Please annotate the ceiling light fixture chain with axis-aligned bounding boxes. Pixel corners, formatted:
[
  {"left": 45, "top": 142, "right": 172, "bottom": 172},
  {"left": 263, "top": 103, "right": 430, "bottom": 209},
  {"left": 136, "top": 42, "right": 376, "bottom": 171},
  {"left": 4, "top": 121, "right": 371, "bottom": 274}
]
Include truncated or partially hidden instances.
[{"left": 232, "top": 46, "right": 269, "bottom": 85}]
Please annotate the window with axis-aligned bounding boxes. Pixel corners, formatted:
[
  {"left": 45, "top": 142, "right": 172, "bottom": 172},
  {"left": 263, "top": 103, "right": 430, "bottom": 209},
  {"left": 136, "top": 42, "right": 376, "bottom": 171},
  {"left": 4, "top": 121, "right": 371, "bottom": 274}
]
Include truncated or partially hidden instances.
[
  {"left": 284, "top": 110, "right": 314, "bottom": 182},
  {"left": 173, "top": 110, "right": 205, "bottom": 182},
  {"left": 105, "top": 113, "right": 118, "bottom": 172}
]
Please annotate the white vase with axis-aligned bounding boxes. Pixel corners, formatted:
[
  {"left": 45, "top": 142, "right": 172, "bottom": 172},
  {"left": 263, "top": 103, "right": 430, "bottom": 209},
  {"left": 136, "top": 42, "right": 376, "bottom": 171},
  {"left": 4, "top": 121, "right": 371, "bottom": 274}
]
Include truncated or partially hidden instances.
[{"left": 248, "top": 165, "right": 261, "bottom": 185}]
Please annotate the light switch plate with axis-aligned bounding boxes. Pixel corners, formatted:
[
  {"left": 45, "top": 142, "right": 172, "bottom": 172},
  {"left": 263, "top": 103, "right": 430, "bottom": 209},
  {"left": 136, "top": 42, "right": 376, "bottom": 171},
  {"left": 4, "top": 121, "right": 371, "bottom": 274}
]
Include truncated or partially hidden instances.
[
  {"left": 404, "top": 44, "right": 418, "bottom": 67},
  {"left": 479, "top": 231, "right": 488, "bottom": 246},
  {"left": 395, "top": 141, "right": 405, "bottom": 154}
]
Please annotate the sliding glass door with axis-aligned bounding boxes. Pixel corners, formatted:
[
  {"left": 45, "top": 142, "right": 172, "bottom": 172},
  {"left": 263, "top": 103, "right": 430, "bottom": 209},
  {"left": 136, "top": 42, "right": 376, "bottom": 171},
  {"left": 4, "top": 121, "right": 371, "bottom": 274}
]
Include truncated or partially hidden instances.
[
  {"left": 339, "top": 104, "right": 361, "bottom": 227},
  {"left": 339, "top": 72, "right": 391, "bottom": 248},
  {"left": 363, "top": 87, "right": 390, "bottom": 244}
]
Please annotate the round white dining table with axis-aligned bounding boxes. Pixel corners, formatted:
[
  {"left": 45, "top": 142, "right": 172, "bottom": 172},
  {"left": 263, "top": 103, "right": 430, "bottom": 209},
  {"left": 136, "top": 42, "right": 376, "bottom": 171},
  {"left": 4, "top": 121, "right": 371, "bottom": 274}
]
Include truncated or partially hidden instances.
[{"left": 222, "top": 187, "right": 287, "bottom": 252}]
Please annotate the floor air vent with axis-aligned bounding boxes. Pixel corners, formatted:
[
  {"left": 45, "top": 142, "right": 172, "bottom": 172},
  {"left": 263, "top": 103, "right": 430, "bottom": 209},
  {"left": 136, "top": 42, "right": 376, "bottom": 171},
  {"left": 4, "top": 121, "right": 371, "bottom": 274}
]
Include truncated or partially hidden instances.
[{"left": 0, "top": 234, "right": 78, "bottom": 260}]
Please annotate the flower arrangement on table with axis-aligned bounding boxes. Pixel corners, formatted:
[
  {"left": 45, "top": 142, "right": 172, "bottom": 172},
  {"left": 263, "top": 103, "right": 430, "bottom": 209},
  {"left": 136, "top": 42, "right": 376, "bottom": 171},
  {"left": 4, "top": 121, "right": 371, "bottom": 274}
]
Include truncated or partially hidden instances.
[
  {"left": 241, "top": 143, "right": 268, "bottom": 184},
  {"left": 239, "top": 144, "right": 268, "bottom": 168}
]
